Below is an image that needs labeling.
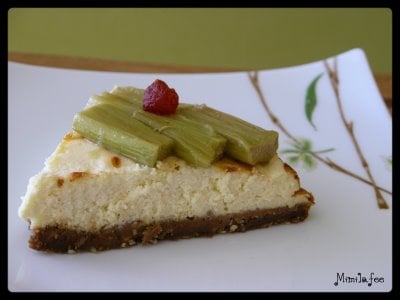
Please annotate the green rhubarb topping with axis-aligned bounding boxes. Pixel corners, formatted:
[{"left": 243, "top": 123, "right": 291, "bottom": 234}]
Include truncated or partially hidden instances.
[
  {"left": 178, "top": 104, "right": 278, "bottom": 165},
  {"left": 110, "top": 86, "right": 144, "bottom": 104},
  {"left": 132, "top": 109, "right": 227, "bottom": 167},
  {"left": 72, "top": 104, "right": 174, "bottom": 167},
  {"left": 74, "top": 83, "right": 278, "bottom": 168},
  {"left": 110, "top": 86, "right": 278, "bottom": 164},
  {"left": 90, "top": 92, "right": 141, "bottom": 112}
]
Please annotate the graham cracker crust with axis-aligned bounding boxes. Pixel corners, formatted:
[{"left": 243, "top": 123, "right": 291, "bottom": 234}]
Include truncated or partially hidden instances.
[{"left": 28, "top": 201, "right": 313, "bottom": 253}]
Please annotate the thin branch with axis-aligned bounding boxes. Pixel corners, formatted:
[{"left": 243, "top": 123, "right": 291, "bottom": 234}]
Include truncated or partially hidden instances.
[
  {"left": 313, "top": 148, "right": 335, "bottom": 154},
  {"left": 248, "top": 71, "right": 392, "bottom": 197},
  {"left": 315, "top": 155, "right": 391, "bottom": 195},
  {"left": 249, "top": 72, "right": 297, "bottom": 142},
  {"left": 323, "top": 59, "right": 388, "bottom": 209}
]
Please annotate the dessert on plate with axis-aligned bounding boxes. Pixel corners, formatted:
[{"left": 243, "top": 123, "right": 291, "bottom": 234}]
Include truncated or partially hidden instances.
[{"left": 19, "top": 80, "right": 314, "bottom": 253}]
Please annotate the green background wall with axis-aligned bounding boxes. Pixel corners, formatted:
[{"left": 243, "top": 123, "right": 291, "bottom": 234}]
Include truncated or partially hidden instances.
[{"left": 8, "top": 8, "right": 392, "bottom": 73}]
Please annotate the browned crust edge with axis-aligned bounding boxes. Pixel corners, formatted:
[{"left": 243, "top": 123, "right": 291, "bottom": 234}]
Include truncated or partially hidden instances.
[{"left": 28, "top": 202, "right": 313, "bottom": 253}]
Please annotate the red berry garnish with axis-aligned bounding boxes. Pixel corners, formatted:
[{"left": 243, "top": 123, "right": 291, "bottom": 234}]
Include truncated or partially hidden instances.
[{"left": 143, "top": 79, "right": 179, "bottom": 115}]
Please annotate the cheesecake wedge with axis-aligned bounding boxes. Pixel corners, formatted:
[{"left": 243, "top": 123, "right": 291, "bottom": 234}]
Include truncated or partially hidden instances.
[{"left": 19, "top": 83, "right": 314, "bottom": 253}]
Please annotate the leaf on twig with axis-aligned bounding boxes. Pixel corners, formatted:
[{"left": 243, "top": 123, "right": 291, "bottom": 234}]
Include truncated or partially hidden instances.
[
  {"left": 303, "top": 154, "right": 316, "bottom": 170},
  {"left": 288, "top": 156, "right": 300, "bottom": 164},
  {"left": 280, "top": 138, "right": 334, "bottom": 171},
  {"left": 305, "top": 73, "right": 323, "bottom": 130}
]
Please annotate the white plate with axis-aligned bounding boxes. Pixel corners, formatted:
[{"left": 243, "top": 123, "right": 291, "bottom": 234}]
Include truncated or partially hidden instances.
[{"left": 8, "top": 49, "right": 392, "bottom": 291}]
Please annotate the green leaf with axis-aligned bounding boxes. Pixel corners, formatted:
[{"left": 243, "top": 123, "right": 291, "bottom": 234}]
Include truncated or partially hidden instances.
[
  {"left": 305, "top": 73, "right": 323, "bottom": 130},
  {"left": 314, "top": 147, "right": 335, "bottom": 154},
  {"left": 280, "top": 149, "right": 301, "bottom": 154},
  {"left": 303, "top": 154, "right": 316, "bottom": 170},
  {"left": 281, "top": 138, "right": 335, "bottom": 172},
  {"left": 288, "top": 156, "right": 300, "bottom": 165},
  {"left": 301, "top": 139, "right": 312, "bottom": 152}
]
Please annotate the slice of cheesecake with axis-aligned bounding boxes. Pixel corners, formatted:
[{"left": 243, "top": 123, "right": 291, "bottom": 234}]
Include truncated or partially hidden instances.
[{"left": 19, "top": 84, "right": 314, "bottom": 253}]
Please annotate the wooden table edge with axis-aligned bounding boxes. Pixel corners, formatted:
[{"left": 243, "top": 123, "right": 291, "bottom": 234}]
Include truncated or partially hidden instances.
[{"left": 8, "top": 52, "right": 392, "bottom": 113}]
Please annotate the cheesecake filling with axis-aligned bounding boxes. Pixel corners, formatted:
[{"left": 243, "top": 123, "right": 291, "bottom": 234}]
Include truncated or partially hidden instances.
[{"left": 19, "top": 133, "right": 312, "bottom": 232}]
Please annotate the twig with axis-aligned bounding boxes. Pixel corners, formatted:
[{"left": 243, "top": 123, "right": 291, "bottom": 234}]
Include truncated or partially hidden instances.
[
  {"left": 248, "top": 71, "right": 392, "bottom": 197},
  {"left": 323, "top": 59, "right": 388, "bottom": 209}
]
